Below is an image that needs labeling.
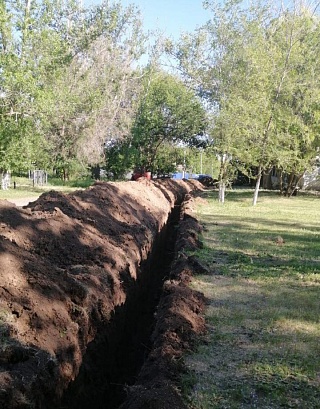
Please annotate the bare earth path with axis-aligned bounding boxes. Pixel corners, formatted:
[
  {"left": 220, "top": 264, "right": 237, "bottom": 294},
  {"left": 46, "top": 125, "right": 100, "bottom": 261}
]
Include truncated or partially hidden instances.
[{"left": 6, "top": 196, "right": 40, "bottom": 207}]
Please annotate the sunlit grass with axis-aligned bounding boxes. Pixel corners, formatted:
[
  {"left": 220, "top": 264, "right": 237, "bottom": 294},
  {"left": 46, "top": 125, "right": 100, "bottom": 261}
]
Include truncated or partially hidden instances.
[
  {"left": 0, "top": 176, "right": 93, "bottom": 200},
  {"left": 195, "top": 189, "right": 320, "bottom": 281},
  {"left": 182, "top": 189, "right": 320, "bottom": 409}
]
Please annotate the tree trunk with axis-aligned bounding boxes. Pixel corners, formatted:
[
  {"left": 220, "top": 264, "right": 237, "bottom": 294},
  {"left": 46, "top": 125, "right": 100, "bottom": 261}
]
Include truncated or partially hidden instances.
[
  {"left": 22, "top": 0, "right": 32, "bottom": 54},
  {"left": 25, "top": 0, "right": 32, "bottom": 14},
  {"left": 287, "top": 172, "right": 303, "bottom": 197},
  {"left": 91, "top": 165, "right": 100, "bottom": 180},
  {"left": 219, "top": 181, "right": 226, "bottom": 203},
  {"left": 262, "top": 169, "right": 273, "bottom": 189},
  {"left": 62, "top": 168, "right": 69, "bottom": 181},
  {"left": 252, "top": 165, "right": 262, "bottom": 206},
  {"left": 279, "top": 169, "right": 284, "bottom": 195},
  {"left": 218, "top": 160, "right": 226, "bottom": 203},
  {"left": 284, "top": 172, "right": 295, "bottom": 196}
]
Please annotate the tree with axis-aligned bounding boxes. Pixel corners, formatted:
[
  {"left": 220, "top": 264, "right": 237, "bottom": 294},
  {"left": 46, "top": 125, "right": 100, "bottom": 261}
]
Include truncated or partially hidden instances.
[
  {"left": 0, "top": 0, "right": 52, "bottom": 179},
  {"left": 104, "top": 139, "right": 135, "bottom": 180},
  {"left": 130, "top": 69, "right": 207, "bottom": 174},
  {"left": 166, "top": 0, "right": 259, "bottom": 202},
  {"left": 269, "top": 9, "right": 320, "bottom": 195},
  {"left": 0, "top": 0, "right": 145, "bottom": 181},
  {"left": 240, "top": 5, "right": 320, "bottom": 204},
  {"left": 167, "top": 0, "right": 320, "bottom": 204}
]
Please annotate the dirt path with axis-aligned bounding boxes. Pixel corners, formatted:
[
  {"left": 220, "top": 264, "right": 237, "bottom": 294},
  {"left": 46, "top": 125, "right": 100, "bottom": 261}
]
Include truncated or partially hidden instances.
[{"left": 6, "top": 196, "right": 40, "bottom": 207}]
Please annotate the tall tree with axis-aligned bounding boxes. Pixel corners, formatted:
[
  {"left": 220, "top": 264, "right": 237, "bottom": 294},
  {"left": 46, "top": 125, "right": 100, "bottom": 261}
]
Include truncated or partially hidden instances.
[
  {"left": 0, "top": 0, "right": 145, "bottom": 180},
  {"left": 0, "top": 0, "right": 50, "bottom": 176},
  {"left": 130, "top": 69, "right": 207, "bottom": 174},
  {"left": 167, "top": 0, "right": 320, "bottom": 204}
]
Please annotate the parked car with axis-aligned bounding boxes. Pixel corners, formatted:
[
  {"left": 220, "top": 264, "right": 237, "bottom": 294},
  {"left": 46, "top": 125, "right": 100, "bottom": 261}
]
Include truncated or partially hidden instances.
[{"left": 197, "top": 174, "right": 218, "bottom": 187}]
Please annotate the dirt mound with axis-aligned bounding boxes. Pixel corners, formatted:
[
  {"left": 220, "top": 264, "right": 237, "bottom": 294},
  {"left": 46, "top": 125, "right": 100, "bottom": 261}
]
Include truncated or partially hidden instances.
[
  {"left": 0, "top": 179, "right": 205, "bottom": 408},
  {"left": 119, "top": 196, "right": 208, "bottom": 409}
]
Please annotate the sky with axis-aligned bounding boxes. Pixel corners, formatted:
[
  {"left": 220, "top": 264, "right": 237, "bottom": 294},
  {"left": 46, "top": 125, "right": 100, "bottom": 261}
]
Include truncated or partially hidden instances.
[
  {"left": 122, "top": 0, "right": 211, "bottom": 38},
  {"left": 87, "top": 0, "right": 212, "bottom": 39}
]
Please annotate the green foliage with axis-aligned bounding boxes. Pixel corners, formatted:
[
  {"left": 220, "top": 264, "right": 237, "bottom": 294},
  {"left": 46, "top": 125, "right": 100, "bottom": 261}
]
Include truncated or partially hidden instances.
[
  {"left": 48, "top": 177, "right": 92, "bottom": 189},
  {"left": 0, "top": 0, "right": 145, "bottom": 179},
  {"left": 130, "top": 69, "right": 207, "bottom": 172},
  {"left": 169, "top": 1, "right": 320, "bottom": 203},
  {"left": 53, "top": 152, "right": 90, "bottom": 181},
  {"left": 152, "top": 143, "right": 184, "bottom": 176},
  {"left": 104, "top": 139, "right": 135, "bottom": 180},
  {"left": 187, "top": 147, "right": 220, "bottom": 177}
]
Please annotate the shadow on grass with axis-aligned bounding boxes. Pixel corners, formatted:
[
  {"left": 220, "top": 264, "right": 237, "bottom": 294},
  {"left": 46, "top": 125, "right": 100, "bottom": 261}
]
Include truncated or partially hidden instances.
[
  {"left": 186, "top": 274, "right": 320, "bottom": 408},
  {"left": 186, "top": 188, "right": 320, "bottom": 408},
  {"left": 202, "top": 188, "right": 320, "bottom": 203},
  {"left": 194, "top": 191, "right": 320, "bottom": 279}
]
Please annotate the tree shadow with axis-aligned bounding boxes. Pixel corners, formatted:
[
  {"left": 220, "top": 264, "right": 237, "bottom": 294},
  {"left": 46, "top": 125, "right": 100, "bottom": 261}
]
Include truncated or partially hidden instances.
[{"left": 0, "top": 179, "right": 194, "bottom": 408}]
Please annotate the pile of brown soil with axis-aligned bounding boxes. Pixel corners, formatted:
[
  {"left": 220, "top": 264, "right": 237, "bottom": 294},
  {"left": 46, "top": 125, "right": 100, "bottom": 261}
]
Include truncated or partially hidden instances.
[
  {"left": 119, "top": 194, "right": 208, "bottom": 409},
  {"left": 0, "top": 178, "right": 206, "bottom": 408}
]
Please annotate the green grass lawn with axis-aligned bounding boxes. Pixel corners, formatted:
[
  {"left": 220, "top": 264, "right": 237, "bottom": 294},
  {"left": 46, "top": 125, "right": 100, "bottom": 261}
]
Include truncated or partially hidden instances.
[
  {"left": 0, "top": 176, "right": 93, "bottom": 201},
  {"left": 182, "top": 189, "right": 320, "bottom": 409}
]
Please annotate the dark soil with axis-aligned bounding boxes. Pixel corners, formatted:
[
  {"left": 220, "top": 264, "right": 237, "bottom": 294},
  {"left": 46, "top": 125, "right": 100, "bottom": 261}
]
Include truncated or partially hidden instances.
[{"left": 0, "top": 179, "right": 207, "bottom": 409}]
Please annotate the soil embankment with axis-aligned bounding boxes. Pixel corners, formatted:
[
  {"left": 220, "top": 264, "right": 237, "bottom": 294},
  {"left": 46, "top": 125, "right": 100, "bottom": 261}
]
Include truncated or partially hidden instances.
[{"left": 0, "top": 179, "right": 206, "bottom": 408}]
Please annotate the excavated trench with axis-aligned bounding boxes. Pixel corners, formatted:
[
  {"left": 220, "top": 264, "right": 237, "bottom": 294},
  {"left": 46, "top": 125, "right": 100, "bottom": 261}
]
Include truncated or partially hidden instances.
[
  {"left": 60, "top": 205, "right": 180, "bottom": 409},
  {"left": 0, "top": 180, "right": 207, "bottom": 409}
]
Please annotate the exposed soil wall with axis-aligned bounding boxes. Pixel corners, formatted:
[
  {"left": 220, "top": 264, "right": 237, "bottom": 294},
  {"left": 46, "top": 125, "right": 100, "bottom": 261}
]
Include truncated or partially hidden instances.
[
  {"left": 119, "top": 195, "right": 208, "bottom": 409},
  {"left": 0, "top": 179, "right": 205, "bottom": 409}
]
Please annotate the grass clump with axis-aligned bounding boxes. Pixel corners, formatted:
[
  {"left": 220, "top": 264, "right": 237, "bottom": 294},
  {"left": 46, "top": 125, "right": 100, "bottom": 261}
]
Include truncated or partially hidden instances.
[{"left": 182, "top": 189, "right": 320, "bottom": 409}]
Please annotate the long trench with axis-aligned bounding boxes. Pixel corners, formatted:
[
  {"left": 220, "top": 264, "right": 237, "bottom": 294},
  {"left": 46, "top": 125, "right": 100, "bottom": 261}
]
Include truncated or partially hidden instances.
[{"left": 59, "top": 204, "right": 181, "bottom": 409}]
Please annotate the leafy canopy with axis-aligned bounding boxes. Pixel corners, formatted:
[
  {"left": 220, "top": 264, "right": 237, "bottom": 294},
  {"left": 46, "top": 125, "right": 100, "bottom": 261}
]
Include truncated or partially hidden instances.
[{"left": 131, "top": 69, "right": 207, "bottom": 171}]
